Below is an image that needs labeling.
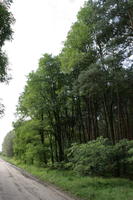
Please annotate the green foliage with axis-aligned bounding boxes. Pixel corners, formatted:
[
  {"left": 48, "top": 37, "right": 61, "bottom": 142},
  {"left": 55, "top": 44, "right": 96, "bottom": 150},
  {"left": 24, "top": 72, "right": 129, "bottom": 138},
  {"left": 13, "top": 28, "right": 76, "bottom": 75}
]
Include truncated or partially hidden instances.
[
  {"left": 0, "top": 0, "right": 14, "bottom": 117},
  {"left": 2, "top": 131, "right": 14, "bottom": 157},
  {"left": 0, "top": 102, "right": 5, "bottom": 117},
  {"left": 113, "top": 139, "right": 133, "bottom": 176},
  {"left": 16, "top": 54, "right": 69, "bottom": 163},
  {"left": 6, "top": 0, "right": 133, "bottom": 181},
  {"left": 13, "top": 119, "right": 50, "bottom": 165},
  {"left": 67, "top": 137, "right": 133, "bottom": 177},
  {"left": 67, "top": 137, "right": 112, "bottom": 176},
  {"left": 0, "top": 1, "right": 14, "bottom": 82},
  {"left": 60, "top": 0, "right": 133, "bottom": 144}
]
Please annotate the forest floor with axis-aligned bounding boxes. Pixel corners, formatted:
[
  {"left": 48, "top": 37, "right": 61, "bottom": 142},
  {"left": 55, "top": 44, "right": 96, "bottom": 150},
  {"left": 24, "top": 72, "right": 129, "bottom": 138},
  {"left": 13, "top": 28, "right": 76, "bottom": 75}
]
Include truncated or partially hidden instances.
[{"left": 1, "top": 156, "right": 133, "bottom": 200}]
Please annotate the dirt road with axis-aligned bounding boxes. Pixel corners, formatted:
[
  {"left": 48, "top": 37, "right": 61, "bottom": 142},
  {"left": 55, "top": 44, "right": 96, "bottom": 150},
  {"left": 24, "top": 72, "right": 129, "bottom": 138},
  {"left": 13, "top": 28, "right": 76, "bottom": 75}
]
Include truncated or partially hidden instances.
[{"left": 0, "top": 159, "right": 75, "bottom": 200}]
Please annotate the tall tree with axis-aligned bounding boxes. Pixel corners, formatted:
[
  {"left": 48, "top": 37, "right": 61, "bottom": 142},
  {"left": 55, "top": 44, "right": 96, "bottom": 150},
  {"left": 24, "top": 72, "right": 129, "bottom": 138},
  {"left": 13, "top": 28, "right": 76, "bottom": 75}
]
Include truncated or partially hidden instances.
[
  {"left": 60, "top": 0, "right": 133, "bottom": 143},
  {"left": 0, "top": 0, "right": 14, "bottom": 116},
  {"left": 12, "top": 0, "right": 133, "bottom": 167},
  {"left": 0, "top": 0, "right": 14, "bottom": 82},
  {"left": 17, "top": 54, "right": 68, "bottom": 163}
]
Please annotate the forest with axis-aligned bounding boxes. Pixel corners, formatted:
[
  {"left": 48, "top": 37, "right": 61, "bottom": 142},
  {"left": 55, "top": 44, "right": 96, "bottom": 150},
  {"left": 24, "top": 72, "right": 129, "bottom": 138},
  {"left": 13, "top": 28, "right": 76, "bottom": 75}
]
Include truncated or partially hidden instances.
[{"left": 2, "top": 0, "right": 133, "bottom": 178}]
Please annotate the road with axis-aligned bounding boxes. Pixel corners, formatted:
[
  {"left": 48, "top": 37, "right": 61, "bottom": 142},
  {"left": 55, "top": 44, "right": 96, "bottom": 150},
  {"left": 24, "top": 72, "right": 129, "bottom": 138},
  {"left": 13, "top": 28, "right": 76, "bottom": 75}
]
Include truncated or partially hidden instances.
[{"left": 0, "top": 159, "right": 75, "bottom": 200}]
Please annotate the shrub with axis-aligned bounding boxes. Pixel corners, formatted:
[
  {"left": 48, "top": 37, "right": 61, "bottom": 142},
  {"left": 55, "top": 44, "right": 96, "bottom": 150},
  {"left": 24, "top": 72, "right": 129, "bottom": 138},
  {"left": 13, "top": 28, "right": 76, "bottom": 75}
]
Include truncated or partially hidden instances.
[
  {"left": 113, "top": 139, "right": 133, "bottom": 176},
  {"left": 67, "top": 137, "right": 133, "bottom": 177},
  {"left": 67, "top": 137, "right": 113, "bottom": 176}
]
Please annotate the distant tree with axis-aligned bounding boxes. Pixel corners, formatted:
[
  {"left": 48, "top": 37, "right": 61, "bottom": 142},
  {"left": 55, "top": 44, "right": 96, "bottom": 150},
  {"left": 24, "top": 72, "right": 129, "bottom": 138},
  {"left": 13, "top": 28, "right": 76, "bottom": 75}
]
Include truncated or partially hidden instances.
[
  {"left": 13, "top": 119, "right": 49, "bottom": 165},
  {"left": 2, "top": 130, "right": 14, "bottom": 157}
]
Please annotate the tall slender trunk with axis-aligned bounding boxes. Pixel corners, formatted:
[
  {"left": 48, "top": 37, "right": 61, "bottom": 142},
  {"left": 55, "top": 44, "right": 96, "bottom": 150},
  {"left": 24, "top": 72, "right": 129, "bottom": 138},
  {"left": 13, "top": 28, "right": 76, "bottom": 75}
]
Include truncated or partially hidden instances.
[{"left": 103, "top": 94, "right": 115, "bottom": 144}]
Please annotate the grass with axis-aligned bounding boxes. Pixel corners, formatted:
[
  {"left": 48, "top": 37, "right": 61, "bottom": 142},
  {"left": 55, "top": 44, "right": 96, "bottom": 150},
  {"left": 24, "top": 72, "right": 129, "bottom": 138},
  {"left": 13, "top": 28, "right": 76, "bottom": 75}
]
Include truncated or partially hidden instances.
[{"left": 1, "top": 156, "right": 133, "bottom": 200}]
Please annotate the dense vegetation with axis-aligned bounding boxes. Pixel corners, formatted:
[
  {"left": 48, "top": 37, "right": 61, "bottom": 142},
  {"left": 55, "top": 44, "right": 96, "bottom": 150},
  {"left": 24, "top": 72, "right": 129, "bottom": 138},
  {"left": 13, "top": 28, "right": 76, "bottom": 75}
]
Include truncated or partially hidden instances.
[
  {"left": 2, "top": 0, "right": 133, "bottom": 179},
  {"left": 0, "top": 0, "right": 14, "bottom": 115},
  {"left": 2, "top": 130, "right": 14, "bottom": 157}
]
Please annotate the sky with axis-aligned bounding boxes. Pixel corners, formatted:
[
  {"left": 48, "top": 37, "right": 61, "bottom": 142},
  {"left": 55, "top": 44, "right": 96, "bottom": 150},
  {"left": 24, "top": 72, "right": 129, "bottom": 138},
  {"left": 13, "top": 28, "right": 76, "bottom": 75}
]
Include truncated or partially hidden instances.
[{"left": 0, "top": 0, "right": 85, "bottom": 150}]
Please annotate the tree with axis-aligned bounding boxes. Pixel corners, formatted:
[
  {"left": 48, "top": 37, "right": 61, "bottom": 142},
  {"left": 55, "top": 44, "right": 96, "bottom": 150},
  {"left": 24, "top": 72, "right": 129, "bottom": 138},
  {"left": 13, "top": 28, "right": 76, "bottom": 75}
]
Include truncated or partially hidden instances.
[
  {"left": 0, "top": 0, "right": 14, "bottom": 116},
  {"left": 11, "top": 0, "right": 133, "bottom": 168},
  {"left": 16, "top": 54, "right": 68, "bottom": 163},
  {"left": 0, "top": 0, "right": 14, "bottom": 82},
  {"left": 60, "top": 0, "right": 133, "bottom": 143},
  {"left": 2, "top": 130, "right": 14, "bottom": 157},
  {"left": 13, "top": 119, "right": 49, "bottom": 165}
]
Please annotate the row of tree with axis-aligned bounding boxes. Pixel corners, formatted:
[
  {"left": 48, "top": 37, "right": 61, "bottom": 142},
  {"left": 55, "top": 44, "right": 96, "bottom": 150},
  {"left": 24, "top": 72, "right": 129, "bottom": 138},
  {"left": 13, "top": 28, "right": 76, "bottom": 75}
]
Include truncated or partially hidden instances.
[{"left": 2, "top": 0, "right": 133, "bottom": 166}]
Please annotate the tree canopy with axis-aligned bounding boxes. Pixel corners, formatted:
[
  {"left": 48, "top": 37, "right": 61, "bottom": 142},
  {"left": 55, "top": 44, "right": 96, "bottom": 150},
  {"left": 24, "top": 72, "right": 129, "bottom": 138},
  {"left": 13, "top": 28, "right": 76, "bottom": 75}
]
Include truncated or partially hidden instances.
[
  {"left": 0, "top": 0, "right": 14, "bottom": 116},
  {"left": 3, "top": 0, "right": 133, "bottom": 177},
  {"left": 0, "top": 0, "right": 14, "bottom": 82}
]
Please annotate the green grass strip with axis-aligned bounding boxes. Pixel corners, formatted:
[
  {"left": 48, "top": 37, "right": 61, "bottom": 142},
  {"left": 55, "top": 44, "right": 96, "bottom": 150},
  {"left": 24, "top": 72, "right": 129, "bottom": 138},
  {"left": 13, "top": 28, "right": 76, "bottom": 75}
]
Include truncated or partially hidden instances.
[{"left": 1, "top": 156, "right": 133, "bottom": 200}]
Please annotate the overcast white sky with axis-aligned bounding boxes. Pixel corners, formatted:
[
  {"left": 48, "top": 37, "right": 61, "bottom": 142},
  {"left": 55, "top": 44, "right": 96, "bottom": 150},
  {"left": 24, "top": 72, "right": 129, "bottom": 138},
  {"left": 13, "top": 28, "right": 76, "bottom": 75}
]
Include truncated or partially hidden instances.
[{"left": 0, "top": 0, "right": 85, "bottom": 150}]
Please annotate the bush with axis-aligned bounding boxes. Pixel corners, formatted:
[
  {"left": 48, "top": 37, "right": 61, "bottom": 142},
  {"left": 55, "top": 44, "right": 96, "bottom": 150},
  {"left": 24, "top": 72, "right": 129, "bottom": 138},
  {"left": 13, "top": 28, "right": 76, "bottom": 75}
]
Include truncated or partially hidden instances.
[
  {"left": 67, "top": 137, "right": 113, "bottom": 176},
  {"left": 67, "top": 137, "right": 133, "bottom": 177},
  {"left": 113, "top": 139, "right": 133, "bottom": 177}
]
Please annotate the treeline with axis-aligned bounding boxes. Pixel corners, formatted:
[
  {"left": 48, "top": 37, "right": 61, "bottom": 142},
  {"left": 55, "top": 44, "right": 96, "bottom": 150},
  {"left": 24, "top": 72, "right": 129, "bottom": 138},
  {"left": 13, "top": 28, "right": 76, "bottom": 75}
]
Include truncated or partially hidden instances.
[{"left": 2, "top": 0, "right": 133, "bottom": 176}]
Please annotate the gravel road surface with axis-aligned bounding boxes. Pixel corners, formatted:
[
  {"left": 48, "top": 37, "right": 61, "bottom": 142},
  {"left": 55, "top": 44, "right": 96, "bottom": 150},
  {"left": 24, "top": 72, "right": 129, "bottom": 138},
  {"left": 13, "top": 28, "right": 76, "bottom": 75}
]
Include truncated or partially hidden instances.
[{"left": 0, "top": 159, "right": 75, "bottom": 200}]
